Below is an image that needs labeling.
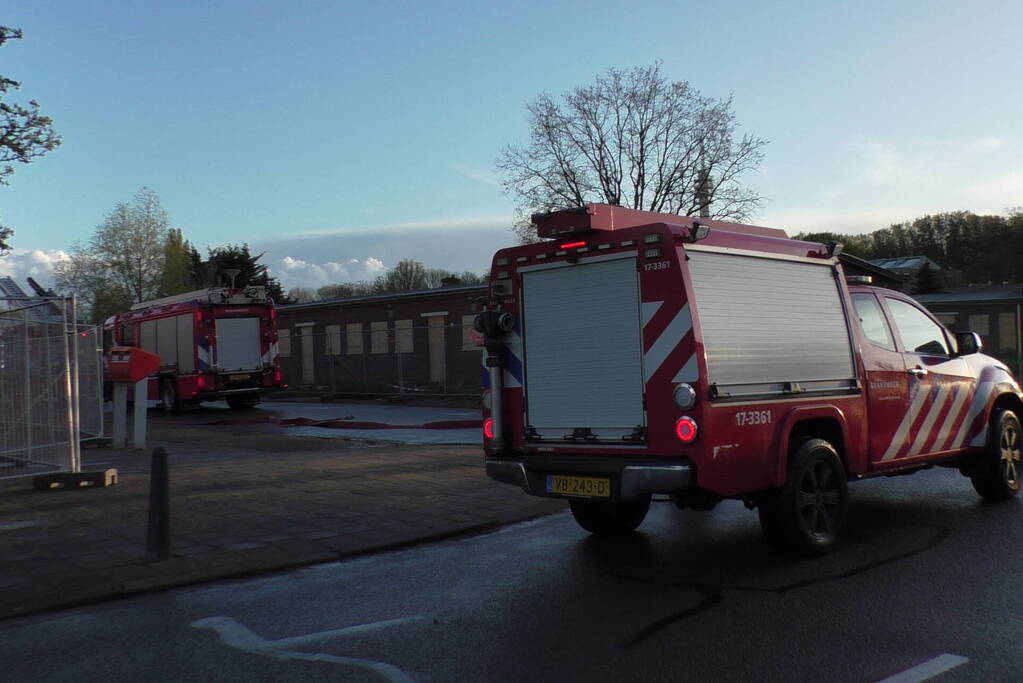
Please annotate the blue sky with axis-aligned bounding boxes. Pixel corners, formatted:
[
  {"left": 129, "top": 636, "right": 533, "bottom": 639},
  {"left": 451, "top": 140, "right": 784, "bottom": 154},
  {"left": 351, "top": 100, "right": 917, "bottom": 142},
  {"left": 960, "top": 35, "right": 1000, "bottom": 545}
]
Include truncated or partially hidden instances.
[{"left": 2, "top": 0, "right": 1021, "bottom": 291}]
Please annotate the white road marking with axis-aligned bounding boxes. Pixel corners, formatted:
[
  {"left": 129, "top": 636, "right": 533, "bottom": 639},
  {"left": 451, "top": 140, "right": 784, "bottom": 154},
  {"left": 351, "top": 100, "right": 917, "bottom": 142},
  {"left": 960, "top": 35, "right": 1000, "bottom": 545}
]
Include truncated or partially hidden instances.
[
  {"left": 877, "top": 653, "right": 969, "bottom": 682},
  {"left": 192, "top": 615, "right": 427, "bottom": 682}
]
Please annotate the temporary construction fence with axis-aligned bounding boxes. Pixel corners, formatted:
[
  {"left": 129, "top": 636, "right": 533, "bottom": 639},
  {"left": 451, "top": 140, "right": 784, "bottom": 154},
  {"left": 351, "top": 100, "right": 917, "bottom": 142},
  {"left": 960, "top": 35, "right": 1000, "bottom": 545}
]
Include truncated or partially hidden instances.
[
  {"left": 0, "top": 295, "right": 103, "bottom": 480},
  {"left": 277, "top": 319, "right": 484, "bottom": 397}
]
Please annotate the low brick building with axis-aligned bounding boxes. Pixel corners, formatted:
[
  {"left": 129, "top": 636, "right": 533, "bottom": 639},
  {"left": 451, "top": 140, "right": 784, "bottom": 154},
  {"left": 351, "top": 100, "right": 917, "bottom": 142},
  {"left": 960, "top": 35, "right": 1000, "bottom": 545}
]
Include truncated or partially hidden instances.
[
  {"left": 915, "top": 285, "right": 1023, "bottom": 376},
  {"left": 276, "top": 285, "right": 487, "bottom": 394}
]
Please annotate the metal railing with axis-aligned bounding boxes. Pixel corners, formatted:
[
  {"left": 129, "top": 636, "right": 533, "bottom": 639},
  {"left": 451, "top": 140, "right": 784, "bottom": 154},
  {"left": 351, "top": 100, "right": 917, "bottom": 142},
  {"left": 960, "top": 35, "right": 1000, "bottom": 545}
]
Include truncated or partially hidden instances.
[
  {"left": 0, "top": 296, "right": 102, "bottom": 479},
  {"left": 278, "top": 321, "right": 483, "bottom": 397}
]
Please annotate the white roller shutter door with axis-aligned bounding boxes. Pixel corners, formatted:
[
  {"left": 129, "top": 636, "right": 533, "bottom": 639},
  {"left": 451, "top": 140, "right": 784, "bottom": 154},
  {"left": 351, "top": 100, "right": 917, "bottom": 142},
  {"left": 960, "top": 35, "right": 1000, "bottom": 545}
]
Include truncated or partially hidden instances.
[
  {"left": 686, "top": 249, "right": 855, "bottom": 390},
  {"left": 521, "top": 256, "right": 644, "bottom": 440},
  {"left": 215, "top": 317, "right": 261, "bottom": 372}
]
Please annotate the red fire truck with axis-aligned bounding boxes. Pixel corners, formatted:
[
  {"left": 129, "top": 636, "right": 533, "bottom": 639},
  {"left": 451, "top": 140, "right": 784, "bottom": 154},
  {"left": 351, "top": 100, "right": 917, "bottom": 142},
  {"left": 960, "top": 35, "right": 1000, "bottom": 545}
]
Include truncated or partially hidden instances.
[
  {"left": 104, "top": 286, "right": 285, "bottom": 411},
  {"left": 478, "top": 204, "right": 1023, "bottom": 554}
]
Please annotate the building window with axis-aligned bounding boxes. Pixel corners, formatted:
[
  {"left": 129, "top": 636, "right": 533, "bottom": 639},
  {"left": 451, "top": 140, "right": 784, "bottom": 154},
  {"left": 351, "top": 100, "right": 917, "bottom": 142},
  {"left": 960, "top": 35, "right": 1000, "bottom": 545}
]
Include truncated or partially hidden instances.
[
  {"left": 935, "top": 313, "right": 957, "bottom": 328},
  {"left": 370, "top": 321, "right": 389, "bottom": 354},
  {"left": 395, "top": 319, "right": 413, "bottom": 353},
  {"left": 346, "top": 323, "right": 363, "bottom": 354},
  {"left": 325, "top": 324, "right": 341, "bottom": 355},
  {"left": 462, "top": 314, "right": 480, "bottom": 350},
  {"left": 279, "top": 329, "right": 291, "bottom": 357},
  {"left": 999, "top": 312, "right": 1016, "bottom": 354},
  {"left": 969, "top": 314, "right": 990, "bottom": 336}
]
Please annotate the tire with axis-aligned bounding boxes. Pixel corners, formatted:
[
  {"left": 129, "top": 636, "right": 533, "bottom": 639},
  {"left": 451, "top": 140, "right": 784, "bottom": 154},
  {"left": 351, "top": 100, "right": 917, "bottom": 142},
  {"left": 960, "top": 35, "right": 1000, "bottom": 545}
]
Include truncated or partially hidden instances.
[
  {"left": 758, "top": 438, "right": 848, "bottom": 556},
  {"left": 159, "top": 380, "right": 178, "bottom": 413},
  {"left": 970, "top": 409, "right": 1022, "bottom": 501},
  {"left": 569, "top": 496, "right": 651, "bottom": 536},
  {"left": 227, "top": 396, "right": 259, "bottom": 410}
]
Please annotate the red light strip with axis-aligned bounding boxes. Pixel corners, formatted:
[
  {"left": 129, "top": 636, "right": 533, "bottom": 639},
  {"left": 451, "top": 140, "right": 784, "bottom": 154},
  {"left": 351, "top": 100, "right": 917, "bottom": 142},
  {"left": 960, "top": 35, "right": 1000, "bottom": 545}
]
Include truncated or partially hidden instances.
[{"left": 559, "top": 241, "right": 586, "bottom": 249}]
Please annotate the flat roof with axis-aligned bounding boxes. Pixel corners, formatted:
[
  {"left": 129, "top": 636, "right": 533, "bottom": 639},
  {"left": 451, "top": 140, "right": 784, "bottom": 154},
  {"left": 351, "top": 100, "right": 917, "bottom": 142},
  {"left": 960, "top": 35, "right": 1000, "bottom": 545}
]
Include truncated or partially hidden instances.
[
  {"left": 279, "top": 284, "right": 487, "bottom": 312},
  {"left": 915, "top": 284, "right": 1023, "bottom": 304}
]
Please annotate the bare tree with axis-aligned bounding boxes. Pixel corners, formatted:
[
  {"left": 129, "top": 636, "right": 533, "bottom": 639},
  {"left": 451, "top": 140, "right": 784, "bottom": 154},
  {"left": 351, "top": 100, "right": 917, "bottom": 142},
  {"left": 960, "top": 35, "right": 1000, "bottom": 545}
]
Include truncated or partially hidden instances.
[
  {"left": 286, "top": 286, "right": 318, "bottom": 303},
  {"left": 383, "top": 259, "right": 428, "bottom": 292},
  {"left": 55, "top": 187, "right": 169, "bottom": 321},
  {"left": 497, "top": 63, "right": 766, "bottom": 242}
]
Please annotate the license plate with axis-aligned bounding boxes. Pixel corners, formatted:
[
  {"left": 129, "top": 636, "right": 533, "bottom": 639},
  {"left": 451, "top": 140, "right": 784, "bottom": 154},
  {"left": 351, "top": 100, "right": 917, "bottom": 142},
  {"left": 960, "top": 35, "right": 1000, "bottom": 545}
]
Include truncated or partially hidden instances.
[
  {"left": 229, "top": 374, "right": 251, "bottom": 381},
  {"left": 546, "top": 474, "right": 610, "bottom": 499}
]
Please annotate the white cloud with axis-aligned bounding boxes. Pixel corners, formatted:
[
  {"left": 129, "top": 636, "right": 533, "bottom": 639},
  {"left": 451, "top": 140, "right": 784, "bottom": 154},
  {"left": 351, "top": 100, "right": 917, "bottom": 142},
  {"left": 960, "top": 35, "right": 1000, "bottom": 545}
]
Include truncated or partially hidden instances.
[
  {"left": 0, "top": 249, "right": 69, "bottom": 291},
  {"left": 452, "top": 163, "right": 501, "bottom": 187},
  {"left": 762, "top": 134, "right": 1022, "bottom": 235},
  {"left": 270, "top": 255, "right": 393, "bottom": 291},
  {"left": 255, "top": 215, "right": 512, "bottom": 293}
]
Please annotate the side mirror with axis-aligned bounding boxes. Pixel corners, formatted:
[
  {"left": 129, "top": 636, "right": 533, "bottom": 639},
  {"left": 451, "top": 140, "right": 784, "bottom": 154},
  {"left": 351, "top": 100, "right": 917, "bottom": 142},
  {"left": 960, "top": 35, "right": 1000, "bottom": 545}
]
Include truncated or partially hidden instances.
[{"left": 955, "top": 331, "right": 982, "bottom": 356}]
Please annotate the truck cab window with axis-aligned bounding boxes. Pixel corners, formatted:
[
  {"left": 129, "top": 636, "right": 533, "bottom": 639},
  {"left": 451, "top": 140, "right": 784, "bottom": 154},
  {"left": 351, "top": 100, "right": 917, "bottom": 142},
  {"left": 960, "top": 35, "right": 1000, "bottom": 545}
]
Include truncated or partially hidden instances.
[
  {"left": 885, "top": 297, "right": 950, "bottom": 356},
  {"left": 852, "top": 293, "right": 894, "bottom": 350}
]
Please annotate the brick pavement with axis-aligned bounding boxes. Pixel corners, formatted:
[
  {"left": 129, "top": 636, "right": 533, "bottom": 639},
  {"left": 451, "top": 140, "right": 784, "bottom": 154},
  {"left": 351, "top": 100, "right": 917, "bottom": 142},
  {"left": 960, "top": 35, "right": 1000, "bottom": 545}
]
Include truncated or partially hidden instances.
[{"left": 0, "top": 423, "right": 564, "bottom": 620}]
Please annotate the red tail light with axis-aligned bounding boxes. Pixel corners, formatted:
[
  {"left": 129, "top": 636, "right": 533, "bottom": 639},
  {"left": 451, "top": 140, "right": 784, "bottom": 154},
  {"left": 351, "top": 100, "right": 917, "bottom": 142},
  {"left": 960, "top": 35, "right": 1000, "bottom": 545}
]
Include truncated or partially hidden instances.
[
  {"left": 675, "top": 417, "right": 698, "bottom": 442},
  {"left": 273, "top": 369, "right": 282, "bottom": 383},
  {"left": 483, "top": 418, "right": 494, "bottom": 440},
  {"left": 197, "top": 375, "right": 207, "bottom": 389},
  {"left": 194, "top": 311, "right": 203, "bottom": 324},
  {"left": 270, "top": 308, "right": 277, "bottom": 321}
]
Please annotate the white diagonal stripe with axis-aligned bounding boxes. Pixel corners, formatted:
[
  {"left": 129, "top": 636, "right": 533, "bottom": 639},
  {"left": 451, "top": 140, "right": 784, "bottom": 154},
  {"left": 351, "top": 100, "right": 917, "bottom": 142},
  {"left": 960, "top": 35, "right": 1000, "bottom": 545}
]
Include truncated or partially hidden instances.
[
  {"left": 641, "top": 301, "right": 663, "bottom": 328},
  {"left": 932, "top": 383, "right": 972, "bottom": 452},
  {"left": 951, "top": 380, "right": 993, "bottom": 450},
  {"left": 877, "top": 653, "right": 968, "bottom": 683},
  {"left": 906, "top": 383, "right": 953, "bottom": 457},
  {"left": 643, "top": 304, "right": 692, "bottom": 383},
  {"left": 672, "top": 355, "right": 698, "bottom": 383},
  {"left": 881, "top": 380, "right": 931, "bottom": 461}
]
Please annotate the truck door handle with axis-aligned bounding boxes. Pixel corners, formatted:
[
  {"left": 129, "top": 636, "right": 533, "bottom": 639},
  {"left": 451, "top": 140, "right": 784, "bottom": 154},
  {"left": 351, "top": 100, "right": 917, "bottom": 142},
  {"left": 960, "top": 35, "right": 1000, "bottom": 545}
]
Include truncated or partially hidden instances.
[{"left": 908, "top": 367, "right": 928, "bottom": 378}]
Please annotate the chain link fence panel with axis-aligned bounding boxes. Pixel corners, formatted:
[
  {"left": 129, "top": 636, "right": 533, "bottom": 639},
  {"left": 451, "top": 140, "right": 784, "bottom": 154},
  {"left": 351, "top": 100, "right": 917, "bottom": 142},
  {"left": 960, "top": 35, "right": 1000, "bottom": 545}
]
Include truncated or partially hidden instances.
[{"left": 0, "top": 297, "right": 101, "bottom": 479}]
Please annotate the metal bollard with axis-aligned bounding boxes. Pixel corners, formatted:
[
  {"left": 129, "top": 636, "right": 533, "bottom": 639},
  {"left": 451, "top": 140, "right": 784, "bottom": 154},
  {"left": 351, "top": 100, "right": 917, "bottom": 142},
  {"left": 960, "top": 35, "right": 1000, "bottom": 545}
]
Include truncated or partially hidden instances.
[{"left": 146, "top": 446, "right": 170, "bottom": 562}]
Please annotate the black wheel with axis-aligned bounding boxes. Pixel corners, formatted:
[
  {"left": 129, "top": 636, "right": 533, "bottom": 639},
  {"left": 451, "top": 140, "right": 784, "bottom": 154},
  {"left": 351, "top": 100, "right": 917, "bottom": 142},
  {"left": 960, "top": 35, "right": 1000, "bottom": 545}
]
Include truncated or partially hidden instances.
[
  {"left": 227, "top": 396, "right": 259, "bottom": 410},
  {"left": 758, "top": 439, "right": 848, "bottom": 556},
  {"left": 569, "top": 496, "right": 651, "bottom": 536},
  {"left": 970, "top": 409, "right": 1022, "bottom": 501},
  {"left": 159, "top": 380, "right": 178, "bottom": 413}
]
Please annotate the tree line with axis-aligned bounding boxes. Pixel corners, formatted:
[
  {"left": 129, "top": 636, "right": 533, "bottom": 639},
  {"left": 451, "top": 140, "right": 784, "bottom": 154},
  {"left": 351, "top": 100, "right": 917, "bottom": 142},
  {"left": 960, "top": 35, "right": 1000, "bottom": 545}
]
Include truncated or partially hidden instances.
[
  {"left": 796, "top": 209, "right": 1023, "bottom": 287},
  {"left": 286, "top": 261, "right": 488, "bottom": 304},
  {"left": 52, "top": 187, "right": 488, "bottom": 322}
]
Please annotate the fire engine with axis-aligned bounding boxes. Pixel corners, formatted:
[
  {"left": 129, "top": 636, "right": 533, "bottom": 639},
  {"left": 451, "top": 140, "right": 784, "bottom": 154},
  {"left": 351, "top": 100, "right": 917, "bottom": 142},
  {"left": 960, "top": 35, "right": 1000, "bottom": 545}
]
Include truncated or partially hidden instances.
[
  {"left": 104, "top": 286, "right": 284, "bottom": 411},
  {"left": 478, "top": 204, "right": 1023, "bottom": 554}
]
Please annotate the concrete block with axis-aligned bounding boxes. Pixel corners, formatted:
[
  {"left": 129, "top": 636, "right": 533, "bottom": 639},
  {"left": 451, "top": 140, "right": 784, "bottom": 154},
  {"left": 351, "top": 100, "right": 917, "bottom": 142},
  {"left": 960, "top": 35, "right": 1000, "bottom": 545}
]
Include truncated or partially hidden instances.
[{"left": 33, "top": 469, "right": 119, "bottom": 491}]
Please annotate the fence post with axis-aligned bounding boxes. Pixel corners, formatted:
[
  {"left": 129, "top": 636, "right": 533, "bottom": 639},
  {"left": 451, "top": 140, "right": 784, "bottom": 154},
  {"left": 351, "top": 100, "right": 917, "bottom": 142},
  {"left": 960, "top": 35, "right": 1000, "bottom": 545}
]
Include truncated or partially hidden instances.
[
  {"left": 23, "top": 316, "right": 32, "bottom": 458},
  {"left": 146, "top": 446, "right": 170, "bottom": 562}
]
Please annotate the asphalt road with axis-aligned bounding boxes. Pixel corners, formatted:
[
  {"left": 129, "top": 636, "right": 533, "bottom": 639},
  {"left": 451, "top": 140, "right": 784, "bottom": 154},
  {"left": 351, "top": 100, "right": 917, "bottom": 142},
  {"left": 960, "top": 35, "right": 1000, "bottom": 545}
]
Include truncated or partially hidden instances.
[
  {"left": 145, "top": 399, "right": 482, "bottom": 444},
  {"left": 3, "top": 467, "right": 1021, "bottom": 682}
]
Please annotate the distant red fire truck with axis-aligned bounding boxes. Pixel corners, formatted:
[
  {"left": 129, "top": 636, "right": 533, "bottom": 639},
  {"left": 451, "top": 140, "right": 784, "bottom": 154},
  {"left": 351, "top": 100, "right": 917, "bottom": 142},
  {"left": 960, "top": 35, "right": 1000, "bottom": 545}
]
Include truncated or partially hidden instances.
[
  {"left": 104, "top": 286, "right": 284, "bottom": 410},
  {"left": 478, "top": 203, "right": 1023, "bottom": 554}
]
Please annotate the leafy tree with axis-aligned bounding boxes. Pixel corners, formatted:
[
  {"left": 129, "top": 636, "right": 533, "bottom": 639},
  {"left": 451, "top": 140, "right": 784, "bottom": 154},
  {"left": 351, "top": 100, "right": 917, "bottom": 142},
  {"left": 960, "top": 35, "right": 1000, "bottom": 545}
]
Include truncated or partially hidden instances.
[
  {"left": 498, "top": 62, "right": 766, "bottom": 242},
  {"left": 54, "top": 187, "right": 170, "bottom": 322},
  {"left": 0, "top": 27, "right": 62, "bottom": 255},
  {"left": 197, "top": 243, "right": 290, "bottom": 303},
  {"left": 158, "top": 228, "right": 194, "bottom": 296},
  {"left": 914, "top": 262, "right": 941, "bottom": 294}
]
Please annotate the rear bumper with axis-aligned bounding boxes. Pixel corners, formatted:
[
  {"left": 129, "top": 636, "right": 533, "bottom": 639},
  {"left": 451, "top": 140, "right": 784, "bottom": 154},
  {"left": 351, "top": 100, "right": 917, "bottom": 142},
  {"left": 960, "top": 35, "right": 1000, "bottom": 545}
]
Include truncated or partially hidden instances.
[{"left": 485, "top": 455, "right": 693, "bottom": 502}]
